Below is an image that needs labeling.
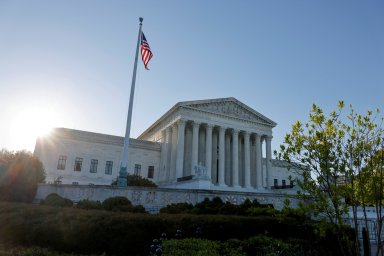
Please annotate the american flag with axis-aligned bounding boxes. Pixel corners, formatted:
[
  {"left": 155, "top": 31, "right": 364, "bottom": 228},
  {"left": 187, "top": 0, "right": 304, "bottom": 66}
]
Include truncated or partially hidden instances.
[{"left": 141, "top": 32, "right": 153, "bottom": 70}]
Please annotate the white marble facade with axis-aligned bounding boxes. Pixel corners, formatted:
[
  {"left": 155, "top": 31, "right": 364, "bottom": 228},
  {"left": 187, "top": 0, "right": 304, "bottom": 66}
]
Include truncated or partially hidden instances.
[{"left": 34, "top": 98, "right": 300, "bottom": 193}]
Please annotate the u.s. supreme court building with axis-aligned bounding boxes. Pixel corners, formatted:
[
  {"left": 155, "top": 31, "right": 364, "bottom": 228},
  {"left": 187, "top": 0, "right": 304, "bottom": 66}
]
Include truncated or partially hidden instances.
[{"left": 34, "top": 97, "right": 302, "bottom": 210}]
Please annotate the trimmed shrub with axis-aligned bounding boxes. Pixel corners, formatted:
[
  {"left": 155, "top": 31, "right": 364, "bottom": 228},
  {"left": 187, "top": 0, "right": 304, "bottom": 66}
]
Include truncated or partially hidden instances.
[
  {"left": 0, "top": 202, "right": 354, "bottom": 256},
  {"left": 162, "top": 238, "right": 222, "bottom": 256},
  {"left": 160, "top": 203, "right": 194, "bottom": 214},
  {"left": 132, "top": 205, "right": 147, "bottom": 213},
  {"left": 75, "top": 199, "right": 102, "bottom": 210},
  {"left": 41, "top": 193, "right": 73, "bottom": 207},
  {"left": 111, "top": 174, "right": 157, "bottom": 187},
  {"left": 102, "top": 196, "right": 132, "bottom": 212}
]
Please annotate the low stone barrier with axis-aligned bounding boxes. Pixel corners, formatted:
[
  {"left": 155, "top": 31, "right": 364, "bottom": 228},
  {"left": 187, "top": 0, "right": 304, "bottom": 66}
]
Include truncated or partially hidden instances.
[{"left": 35, "top": 184, "right": 300, "bottom": 213}]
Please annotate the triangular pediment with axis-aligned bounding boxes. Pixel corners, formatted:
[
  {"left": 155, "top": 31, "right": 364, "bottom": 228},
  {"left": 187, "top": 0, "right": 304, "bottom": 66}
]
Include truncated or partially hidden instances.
[{"left": 180, "top": 98, "right": 277, "bottom": 127}]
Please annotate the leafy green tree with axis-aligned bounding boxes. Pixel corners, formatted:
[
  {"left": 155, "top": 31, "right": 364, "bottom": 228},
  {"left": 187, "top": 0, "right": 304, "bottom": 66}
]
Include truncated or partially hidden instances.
[
  {"left": 276, "top": 102, "right": 356, "bottom": 255},
  {"left": 0, "top": 150, "right": 45, "bottom": 202},
  {"left": 341, "top": 106, "right": 384, "bottom": 255}
]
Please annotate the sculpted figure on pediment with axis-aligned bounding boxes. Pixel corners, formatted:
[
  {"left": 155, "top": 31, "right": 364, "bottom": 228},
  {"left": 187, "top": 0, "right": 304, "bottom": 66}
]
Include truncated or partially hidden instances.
[{"left": 186, "top": 101, "right": 272, "bottom": 125}]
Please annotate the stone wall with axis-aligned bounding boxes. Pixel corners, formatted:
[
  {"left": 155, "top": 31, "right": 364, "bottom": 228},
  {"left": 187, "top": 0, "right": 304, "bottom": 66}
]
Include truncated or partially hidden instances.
[{"left": 35, "top": 184, "right": 301, "bottom": 213}]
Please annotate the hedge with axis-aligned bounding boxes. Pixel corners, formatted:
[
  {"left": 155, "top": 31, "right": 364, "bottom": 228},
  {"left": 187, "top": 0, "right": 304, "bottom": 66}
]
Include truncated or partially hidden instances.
[{"left": 0, "top": 202, "right": 352, "bottom": 256}]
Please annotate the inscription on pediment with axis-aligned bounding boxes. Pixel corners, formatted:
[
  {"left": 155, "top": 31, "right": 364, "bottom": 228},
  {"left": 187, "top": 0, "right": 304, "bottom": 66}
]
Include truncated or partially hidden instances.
[{"left": 186, "top": 102, "right": 269, "bottom": 124}]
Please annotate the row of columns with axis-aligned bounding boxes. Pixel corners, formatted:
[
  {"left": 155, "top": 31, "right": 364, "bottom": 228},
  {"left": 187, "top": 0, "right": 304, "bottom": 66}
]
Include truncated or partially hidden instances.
[{"left": 160, "top": 119, "right": 273, "bottom": 189}]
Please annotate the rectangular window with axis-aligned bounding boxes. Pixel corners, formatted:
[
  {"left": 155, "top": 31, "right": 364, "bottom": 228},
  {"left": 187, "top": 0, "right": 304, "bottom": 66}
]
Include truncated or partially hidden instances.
[
  {"left": 74, "top": 157, "right": 83, "bottom": 172},
  {"left": 57, "top": 155, "right": 67, "bottom": 170},
  {"left": 134, "top": 164, "right": 141, "bottom": 176},
  {"left": 147, "top": 166, "right": 154, "bottom": 179},
  {"left": 90, "top": 159, "right": 98, "bottom": 173},
  {"left": 105, "top": 161, "right": 113, "bottom": 175},
  {"left": 282, "top": 179, "right": 286, "bottom": 188},
  {"left": 274, "top": 179, "right": 278, "bottom": 187}
]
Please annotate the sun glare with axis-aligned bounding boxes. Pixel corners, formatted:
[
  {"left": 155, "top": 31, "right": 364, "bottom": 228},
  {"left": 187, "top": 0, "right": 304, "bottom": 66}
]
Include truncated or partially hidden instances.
[{"left": 10, "top": 106, "right": 58, "bottom": 151}]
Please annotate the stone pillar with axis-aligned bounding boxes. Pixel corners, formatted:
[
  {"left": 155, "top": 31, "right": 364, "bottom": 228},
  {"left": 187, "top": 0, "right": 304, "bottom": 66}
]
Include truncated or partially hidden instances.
[
  {"left": 232, "top": 129, "right": 239, "bottom": 187},
  {"left": 164, "top": 127, "right": 172, "bottom": 181},
  {"left": 255, "top": 133, "right": 262, "bottom": 189},
  {"left": 170, "top": 124, "right": 177, "bottom": 180},
  {"left": 225, "top": 133, "right": 231, "bottom": 185},
  {"left": 175, "top": 119, "right": 186, "bottom": 179},
  {"left": 218, "top": 127, "right": 226, "bottom": 186},
  {"left": 159, "top": 129, "right": 166, "bottom": 181},
  {"left": 244, "top": 131, "right": 251, "bottom": 188},
  {"left": 265, "top": 136, "right": 272, "bottom": 188},
  {"left": 191, "top": 122, "right": 200, "bottom": 174},
  {"left": 205, "top": 124, "right": 213, "bottom": 181}
]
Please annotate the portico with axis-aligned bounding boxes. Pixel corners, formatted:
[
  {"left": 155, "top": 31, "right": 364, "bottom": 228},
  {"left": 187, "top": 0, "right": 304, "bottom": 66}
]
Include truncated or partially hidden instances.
[{"left": 138, "top": 97, "right": 276, "bottom": 191}]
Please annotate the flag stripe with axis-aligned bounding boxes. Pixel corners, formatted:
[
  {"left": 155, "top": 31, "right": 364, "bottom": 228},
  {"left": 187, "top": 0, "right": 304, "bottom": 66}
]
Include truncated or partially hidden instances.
[{"left": 141, "top": 32, "right": 153, "bottom": 70}]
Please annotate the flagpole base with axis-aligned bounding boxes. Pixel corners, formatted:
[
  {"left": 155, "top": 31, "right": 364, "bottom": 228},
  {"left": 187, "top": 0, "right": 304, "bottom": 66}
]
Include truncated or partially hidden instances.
[{"left": 117, "top": 167, "right": 128, "bottom": 187}]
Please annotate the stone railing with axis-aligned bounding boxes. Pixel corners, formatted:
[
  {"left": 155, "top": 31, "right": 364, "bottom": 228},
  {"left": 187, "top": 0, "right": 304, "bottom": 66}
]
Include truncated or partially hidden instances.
[{"left": 35, "top": 184, "right": 300, "bottom": 213}]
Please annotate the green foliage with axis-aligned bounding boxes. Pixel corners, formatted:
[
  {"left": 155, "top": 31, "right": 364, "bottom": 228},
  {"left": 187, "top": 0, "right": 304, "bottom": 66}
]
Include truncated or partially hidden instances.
[
  {"left": 76, "top": 199, "right": 102, "bottom": 210},
  {"left": 41, "top": 193, "right": 73, "bottom": 207},
  {"left": 161, "top": 234, "right": 343, "bottom": 256},
  {"left": 0, "top": 202, "right": 353, "bottom": 256},
  {"left": 0, "top": 150, "right": 46, "bottom": 202},
  {"left": 160, "top": 197, "right": 276, "bottom": 216},
  {"left": 162, "top": 238, "right": 222, "bottom": 256},
  {"left": 246, "top": 207, "right": 278, "bottom": 217},
  {"left": 111, "top": 174, "right": 158, "bottom": 187},
  {"left": 160, "top": 202, "right": 194, "bottom": 214},
  {"left": 101, "top": 196, "right": 133, "bottom": 212},
  {"left": 276, "top": 101, "right": 384, "bottom": 255}
]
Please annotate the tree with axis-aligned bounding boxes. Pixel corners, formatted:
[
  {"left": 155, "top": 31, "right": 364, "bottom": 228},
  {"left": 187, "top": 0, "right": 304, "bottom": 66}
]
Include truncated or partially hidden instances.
[
  {"left": 276, "top": 101, "right": 370, "bottom": 256},
  {"left": 0, "top": 150, "right": 46, "bottom": 202},
  {"left": 342, "top": 106, "right": 384, "bottom": 256}
]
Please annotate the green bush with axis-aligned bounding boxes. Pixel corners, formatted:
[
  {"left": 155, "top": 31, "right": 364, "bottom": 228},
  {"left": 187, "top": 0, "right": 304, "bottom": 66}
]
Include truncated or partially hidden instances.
[
  {"left": 160, "top": 203, "right": 194, "bottom": 214},
  {"left": 75, "top": 199, "right": 102, "bottom": 210},
  {"left": 162, "top": 238, "right": 222, "bottom": 256},
  {"left": 111, "top": 174, "right": 157, "bottom": 187},
  {"left": 0, "top": 202, "right": 353, "bottom": 256},
  {"left": 101, "top": 196, "right": 132, "bottom": 212},
  {"left": 132, "top": 205, "right": 147, "bottom": 213},
  {"left": 246, "top": 207, "right": 279, "bottom": 217},
  {"left": 41, "top": 193, "right": 73, "bottom": 207},
  {"left": 128, "top": 174, "right": 157, "bottom": 187}
]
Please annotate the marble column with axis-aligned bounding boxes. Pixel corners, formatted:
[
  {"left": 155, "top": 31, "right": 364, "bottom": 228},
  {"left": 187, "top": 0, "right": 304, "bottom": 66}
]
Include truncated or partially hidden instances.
[
  {"left": 164, "top": 127, "right": 172, "bottom": 181},
  {"left": 218, "top": 127, "right": 226, "bottom": 186},
  {"left": 255, "top": 133, "right": 262, "bottom": 189},
  {"left": 232, "top": 129, "right": 239, "bottom": 187},
  {"left": 175, "top": 119, "right": 186, "bottom": 179},
  {"left": 159, "top": 130, "right": 166, "bottom": 181},
  {"left": 225, "top": 133, "right": 231, "bottom": 185},
  {"left": 170, "top": 124, "right": 178, "bottom": 180},
  {"left": 244, "top": 131, "right": 251, "bottom": 188},
  {"left": 191, "top": 122, "right": 200, "bottom": 174},
  {"left": 265, "top": 136, "right": 272, "bottom": 188},
  {"left": 205, "top": 124, "right": 213, "bottom": 181}
]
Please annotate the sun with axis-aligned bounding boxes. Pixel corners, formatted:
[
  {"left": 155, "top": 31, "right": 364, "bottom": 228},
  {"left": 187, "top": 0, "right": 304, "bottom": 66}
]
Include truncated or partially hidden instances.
[{"left": 10, "top": 106, "right": 58, "bottom": 151}]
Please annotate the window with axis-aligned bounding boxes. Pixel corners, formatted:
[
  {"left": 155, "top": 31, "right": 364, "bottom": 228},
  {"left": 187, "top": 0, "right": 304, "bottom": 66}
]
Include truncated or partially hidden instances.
[
  {"left": 57, "top": 155, "right": 67, "bottom": 170},
  {"left": 147, "top": 166, "right": 154, "bottom": 179},
  {"left": 282, "top": 179, "right": 286, "bottom": 188},
  {"left": 134, "top": 164, "right": 141, "bottom": 176},
  {"left": 90, "top": 159, "right": 98, "bottom": 173},
  {"left": 105, "top": 161, "right": 113, "bottom": 175},
  {"left": 74, "top": 157, "right": 83, "bottom": 172},
  {"left": 274, "top": 179, "right": 278, "bottom": 187}
]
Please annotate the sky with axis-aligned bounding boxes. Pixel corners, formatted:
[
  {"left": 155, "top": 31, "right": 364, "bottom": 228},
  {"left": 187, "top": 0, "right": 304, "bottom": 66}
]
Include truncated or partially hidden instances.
[{"left": 0, "top": 1, "right": 383, "bottom": 154}]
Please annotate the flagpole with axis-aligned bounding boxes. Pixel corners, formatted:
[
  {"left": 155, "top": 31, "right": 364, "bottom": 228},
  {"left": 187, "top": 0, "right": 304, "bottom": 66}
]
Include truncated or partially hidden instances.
[{"left": 118, "top": 17, "right": 143, "bottom": 187}]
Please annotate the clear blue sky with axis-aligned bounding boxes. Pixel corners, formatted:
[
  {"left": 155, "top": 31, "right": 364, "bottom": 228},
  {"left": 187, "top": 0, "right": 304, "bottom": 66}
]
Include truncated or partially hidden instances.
[{"left": 0, "top": 1, "right": 383, "bottom": 153}]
